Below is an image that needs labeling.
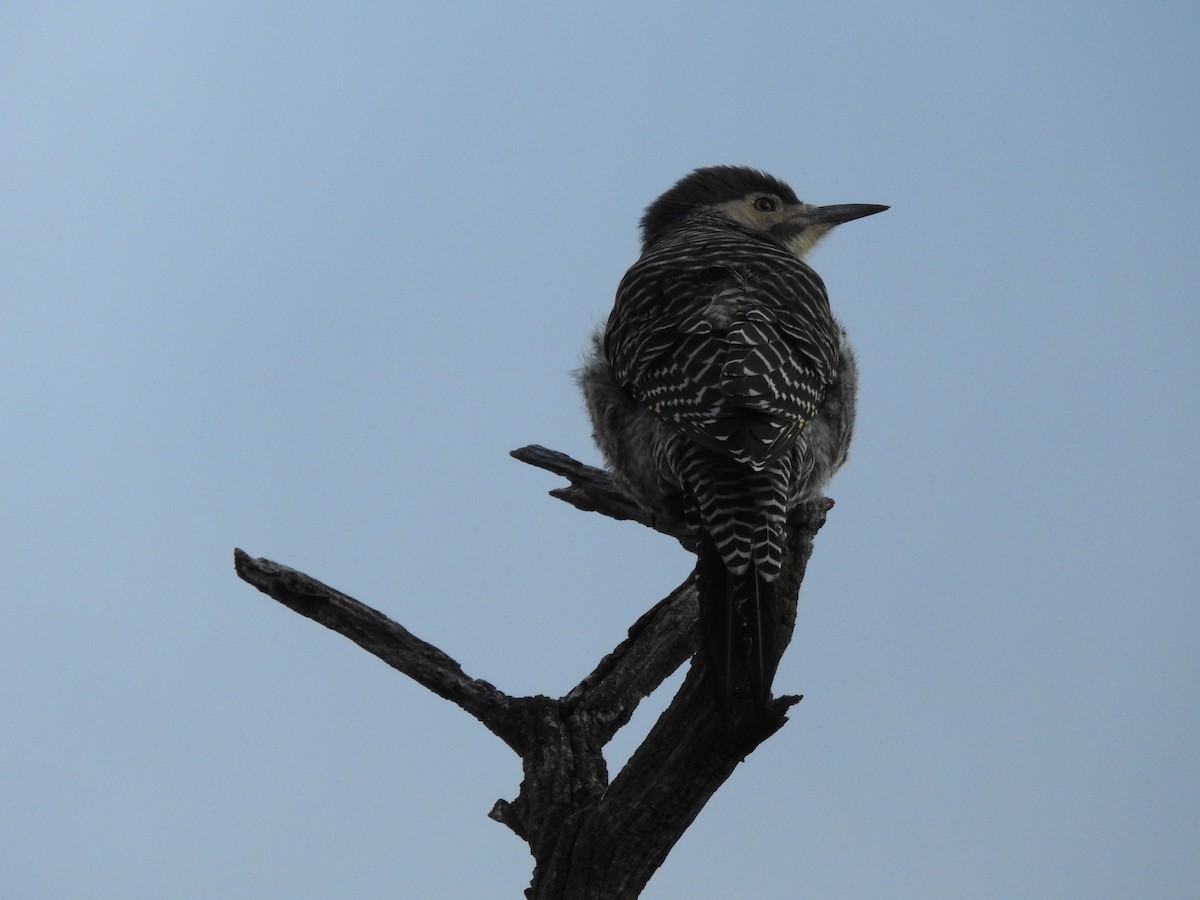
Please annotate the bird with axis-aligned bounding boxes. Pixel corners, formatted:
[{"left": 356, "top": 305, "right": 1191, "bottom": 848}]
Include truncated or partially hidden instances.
[{"left": 578, "top": 165, "right": 886, "bottom": 711}]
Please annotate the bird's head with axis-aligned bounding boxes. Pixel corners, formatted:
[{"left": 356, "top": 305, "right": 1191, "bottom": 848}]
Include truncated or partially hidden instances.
[{"left": 639, "top": 165, "right": 887, "bottom": 259}]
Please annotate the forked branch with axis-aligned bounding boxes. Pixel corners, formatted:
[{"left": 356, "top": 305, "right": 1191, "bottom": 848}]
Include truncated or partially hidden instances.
[{"left": 234, "top": 444, "right": 830, "bottom": 899}]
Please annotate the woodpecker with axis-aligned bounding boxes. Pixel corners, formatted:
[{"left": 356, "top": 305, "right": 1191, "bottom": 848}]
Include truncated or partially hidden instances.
[{"left": 579, "top": 166, "right": 886, "bottom": 711}]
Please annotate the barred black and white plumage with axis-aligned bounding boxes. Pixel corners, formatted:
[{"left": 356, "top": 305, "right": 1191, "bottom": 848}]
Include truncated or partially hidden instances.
[{"left": 579, "top": 166, "right": 885, "bottom": 711}]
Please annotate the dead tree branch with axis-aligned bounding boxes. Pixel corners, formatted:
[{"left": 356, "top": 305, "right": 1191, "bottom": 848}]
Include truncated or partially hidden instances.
[{"left": 234, "top": 444, "right": 831, "bottom": 898}]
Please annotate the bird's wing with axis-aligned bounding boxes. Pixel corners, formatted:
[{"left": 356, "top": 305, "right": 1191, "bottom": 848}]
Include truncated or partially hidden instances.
[{"left": 606, "top": 231, "right": 839, "bottom": 469}]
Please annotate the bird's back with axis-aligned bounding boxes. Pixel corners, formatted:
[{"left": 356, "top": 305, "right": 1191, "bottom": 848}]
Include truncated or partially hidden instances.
[{"left": 605, "top": 213, "right": 840, "bottom": 473}]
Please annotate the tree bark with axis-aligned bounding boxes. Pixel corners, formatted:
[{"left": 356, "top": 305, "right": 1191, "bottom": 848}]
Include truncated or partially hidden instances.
[{"left": 233, "top": 444, "right": 832, "bottom": 898}]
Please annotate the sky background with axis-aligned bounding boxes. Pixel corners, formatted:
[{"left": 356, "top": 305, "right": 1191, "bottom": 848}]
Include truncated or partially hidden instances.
[{"left": 2, "top": 2, "right": 1197, "bottom": 898}]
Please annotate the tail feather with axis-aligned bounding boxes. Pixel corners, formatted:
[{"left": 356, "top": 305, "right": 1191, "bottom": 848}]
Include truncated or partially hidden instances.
[{"left": 697, "top": 533, "right": 782, "bottom": 712}]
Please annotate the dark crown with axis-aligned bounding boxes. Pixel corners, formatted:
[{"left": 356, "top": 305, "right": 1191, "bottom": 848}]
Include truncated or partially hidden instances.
[{"left": 639, "top": 166, "right": 800, "bottom": 249}]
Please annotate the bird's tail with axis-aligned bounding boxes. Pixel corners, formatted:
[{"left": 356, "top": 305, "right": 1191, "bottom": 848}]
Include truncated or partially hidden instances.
[{"left": 696, "top": 532, "right": 782, "bottom": 713}]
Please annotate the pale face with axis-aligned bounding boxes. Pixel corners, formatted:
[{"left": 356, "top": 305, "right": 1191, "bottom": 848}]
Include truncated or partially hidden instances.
[{"left": 716, "top": 193, "right": 832, "bottom": 260}]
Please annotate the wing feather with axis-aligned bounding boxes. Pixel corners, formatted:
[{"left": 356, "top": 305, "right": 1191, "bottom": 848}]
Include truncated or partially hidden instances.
[{"left": 606, "top": 217, "right": 838, "bottom": 470}]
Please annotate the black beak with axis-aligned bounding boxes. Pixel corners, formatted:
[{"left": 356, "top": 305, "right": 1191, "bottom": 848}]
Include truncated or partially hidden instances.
[{"left": 796, "top": 203, "right": 889, "bottom": 227}]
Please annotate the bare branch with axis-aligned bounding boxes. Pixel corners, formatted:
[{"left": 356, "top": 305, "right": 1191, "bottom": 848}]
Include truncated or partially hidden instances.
[
  {"left": 510, "top": 445, "right": 691, "bottom": 546},
  {"left": 232, "top": 548, "right": 532, "bottom": 753},
  {"left": 558, "top": 667, "right": 799, "bottom": 899},
  {"left": 564, "top": 580, "right": 697, "bottom": 745},
  {"left": 233, "top": 447, "right": 835, "bottom": 898}
]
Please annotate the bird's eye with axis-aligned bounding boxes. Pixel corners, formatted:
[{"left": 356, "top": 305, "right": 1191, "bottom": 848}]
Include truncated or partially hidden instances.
[{"left": 753, "top": 196, "right": 777, "bottom": 213}]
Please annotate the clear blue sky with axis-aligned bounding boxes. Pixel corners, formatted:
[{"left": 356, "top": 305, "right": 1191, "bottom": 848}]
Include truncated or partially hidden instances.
[{"left": 2, "top": 2, "right": 1197, "bottom": 897}]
